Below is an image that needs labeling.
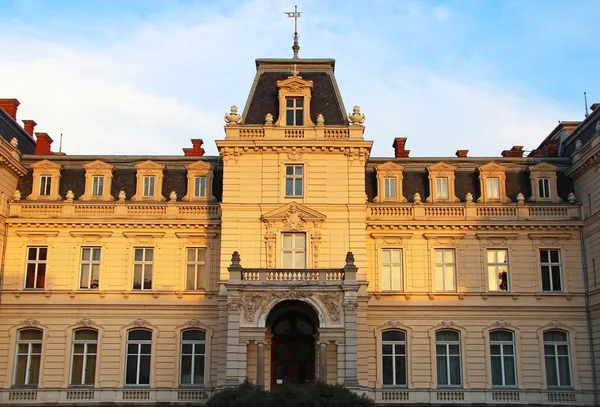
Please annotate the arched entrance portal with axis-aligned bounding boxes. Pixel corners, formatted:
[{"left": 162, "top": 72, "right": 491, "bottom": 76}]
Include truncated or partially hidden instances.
[{"left": 267, "top": 300, "right": 318, "bottom": 387}]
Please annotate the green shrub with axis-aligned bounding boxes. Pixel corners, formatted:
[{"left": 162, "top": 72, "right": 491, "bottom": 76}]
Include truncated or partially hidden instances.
[{"left": 206, "top": 380, "right": 375, "bottom": 407}]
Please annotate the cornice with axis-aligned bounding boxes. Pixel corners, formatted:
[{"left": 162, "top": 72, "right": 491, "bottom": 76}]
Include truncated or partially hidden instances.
[
  {"left": 0, "top": 154, "right": 26, "bottom": 177},
  {"left": 567, "top": 148, "right": 600, "bottom": 179},
  {"left": 367, "top": 224, "right": 580, "bottom": 232}
]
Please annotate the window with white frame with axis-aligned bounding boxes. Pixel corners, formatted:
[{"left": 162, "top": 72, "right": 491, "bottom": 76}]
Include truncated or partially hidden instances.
[
  {"left": 80, "top": 247, "right": 101, "bottom": 289},
  {"left": 13, "top": 329, "right": 43, "bottom": 386},
  {"left": 133, "top": 248, "right": 153, "bottom": 290},
  {"left": 436, "top": 330, "right": 461, "bottom": 387},
  {"left": 193, "top": 177, "right": 207, "bottom": 198},
  {"left": 490, "top": 330, "right": 516, "bottom": 387},
  {"left": 486, "top": 177, "right": 500, "bottom": 200},
  {"left": 180, "top": 329, "right": 206, "bottom": 386},
  {"left": 125, "top": 329, "right": 152, "bottom": 386},
  {"left": 487, "top": 249, "right": 509, "bottom": 292},
  {"left": 538, "top": 178, "right": 551, "bottom": 199},
  {"left": 282, "top": 233, "right": 306, "bottom": 269},
  {"left": 434, "top": 249, "right": 456, "bottom": 291},
  {"left": 143, "top": 176, "right": 155, "bottom": 197},
  {"left": 91, "top": 176, "right": 104, "bottom": 197},
  {"left": 381, "top": 248, "right": 403, "bottom": 291},
  {"left": 186, "top": 248, "right": 206, "bottom": 290},
  {"left": 70, "top": 329, "right": 98, "bottom": 386},
  {"left": 436, "top": 178, "right": 449, "bottom": 199},
  {"left": 540, "top": 249, "right": 562, "bottom": 292},
  {"left": 25, "top": 246, "right": 47, "bottom": 289},
  {"left": 384, "top": 178, "right": 397, "bottom": 199},
  {"left": 39, "top": 175, "right": 52, "bottom": 196},
  {"left": 544, "top": 330, "right": 572, "bottom": 387},
  {"left": 382, "top": 330, "right": 407, "bottom": 386},
  {"left": 285, "top": 97, "right": 304, "bottom": 126},
  {"left": 285, "top": 165, "right": 303, "bottom": 197}
]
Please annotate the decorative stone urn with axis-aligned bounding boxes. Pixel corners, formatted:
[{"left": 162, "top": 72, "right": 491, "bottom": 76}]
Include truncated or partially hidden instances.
[
  {"left": 516, "top": 192, "right": 525, "bottom": 205},
  {"left": 265, "top": 113, "right": 274, "bottom": 125},
  {"left": 13, "top": 190, "right": 21, "bottom": 201},
  {"left": 465, "top": 192, "right": 473, "bottom": 203},
  {"left": 348, "top": 105, "right": 366, "bottom": 125},
  {"left": 316, "top": 113, "right": 325, "bottom": 126},
  {"left": 224, "top": 105, "right": 242, "bottom": 125}
]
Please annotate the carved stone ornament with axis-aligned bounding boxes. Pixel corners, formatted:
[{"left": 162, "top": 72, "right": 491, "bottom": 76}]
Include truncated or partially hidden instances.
[
  {"left": 549, "top": 320, "right": 563, "bottom": 328},
  {"left": 132, "top": 318, "right": 149, "bottom": 327},
  {"left": 228, "top": 299, "right": 242, "bottom": 315},
  {"left": 283, "top": 205, "right": 306, "bottom": 231},
  {"left": 575, "top": 140, "right": 582, "bottom": 150},
  {"left": 568, "top": 192, "right": 576, "bottom": 204},
  {"left": 317, "top": 294, "right": 341, "bottom": 323},
  {"left": 169, "top": 191, "right": 177, "bottom": 202},
  {"left": 287, "top": 150, "right": 303, "bottom": 161},
  {"left": 186, "top": 318, "right": 205, "bottom": 328},
  {"left": 348, "top": 105, "right": 366, "bottom": 125},
  {"left": 243, "top": 295, "right": 266, "bottom": 323},
  {"left": 76, "top": 318, "right": 95, "bottom": 327},
  {"left": 224, "top": 105, "right": 242, "bottom": 125},
  {"left": 21, "top": 318, "right": 40, "bottom": 327},
  {"left": 465, "top": 192, "right": 473, "bottom": 203},
  {"left": 441, "top": 320, "right": 454, "bottom": 328},
  {"left": 271, "top": 289, "right": 310, "bottom": 301},
  {"left": 492, "top": 320, "right": 510, "bottom": 329},
  {"left": 387, "top": 320, "right": 403, "bottom": 329},
  {"left": 316, "top": 113, "right": 325, "bottom": 126},
  {"left": 118, "top": 190, "right": 126, "bottom": 202},
  {"left": 343, "top": 301, "right": 358, "bottom": 316},
  {"left": 516, "top": 192, "right": 525, "bottom": 205},
  {"left": 13, "top": 190, "right": 21, "bottom": 201},
  {"left": 65, "top": 190, "right": 75, "bottom": 202},
  {"left": 413, "top": 192, "right": 422, "bottom": 204},
  {"left": 10, "top": 137, "right": 18, "bottom": 148},
  {"left": 265, "top": 113, "right": 274, "bottom": 125}
]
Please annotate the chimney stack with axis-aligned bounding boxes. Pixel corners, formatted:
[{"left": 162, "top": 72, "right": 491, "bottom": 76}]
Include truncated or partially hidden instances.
[
  {"left": 455, "top": 150, "right": 469, "bottom": 157},
  {"left": 22, "top": 120, "right": 37, "bottom": 137},
  {"left": 392, "top": 137, "right": 410, "bottom": 158},
  {"left": 590, "top": 103, "right": 600, "bottom": 112},
  {"left": 544, "top": 140, "right": 559, "bottom": 157},
  {"left": 35, "top": 132, "right": 54, "bottom": 155},
  {"left": 0, "top": 98, "right": 20, "bottom": 120},
  {"left": 183, "top": 139, "right": 205, "bottom": 156},
  {"left": 501, "top": 146, "right": 524, "bottom": 158}
]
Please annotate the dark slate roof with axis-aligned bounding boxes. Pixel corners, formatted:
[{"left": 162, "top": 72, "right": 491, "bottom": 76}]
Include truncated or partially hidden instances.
[
  {"left": 0, "top": 110, "right": 36, "bottom": 154},
  {"left": 562, "top": 112, "right": 600, "bottom": 157},
  {"left": 244, "top": 72, "right": 346, "bottom": 125}
]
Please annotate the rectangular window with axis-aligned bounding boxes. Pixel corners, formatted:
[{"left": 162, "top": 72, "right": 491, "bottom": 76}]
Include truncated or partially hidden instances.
[
  {"left": 544, "top": 331, "right": 572, "bottom": 387},
  {"left": 70, "top": 329, "right": 98, "bottom": 386},
  {"left": 194, "top": 177, "right": 207, "bottom": 198},
  {"left": 490, "top": 331, "right": 516, "bottom": 387},
  {"left": 382, "top": 330, "right": 407, "bottom": 386},
  {"left": 486, "top": 177, "right": 500, "bottom": 199},
  {"left": 80, "top": 247, "right": 101, "bottom": 289},
  {"left": 186, "top": 248, "right": 206, "bottom": 290},
  {"left": 143, "top": 176, "right": 155, "bottom": 197},
  {"left": 285, "top": 97, "right": 304, "bottom": 126},
  {"left": 13, "top": 329, "right": 43, "bottom": 386},
  {"left": 133, "top": 248, "right": 153, "bottom": 290},
  {"left": 25, "top": 247, "right": 47, "bottom": 289},
  {"left": 487, "top": 249, "right": 509, "bottom": 292},
  {"left": 434, "top": 249, "right": 456, "bottom": 291},
  {"left": 282, "top": 233, "right": 306, "bottom": 269},
  {"left": 538, "top": 178, "right": 551, "bottom": 199},
  {"left": 540, "top": 249, "right": 562, "bottom": 292},
  {"left": 180, "top": 330, "right": 206, "bottom": 385},
  {"left": 436, "top": 330, "right": 461, "bottom": 387},
  {"left": 125, "top": 330, "right": 152, "bottom": 386},
  {"left": 91, "top": 176, "right": 104, "bottom": 197},
  {"left": 285, "top": 165, "right": 303, "bottom": 197},
  {"left": 39, "top": 176, "right": 52, "bottom": 196},
  {"left": 384, "top": 178, "right": 397, "bottom": 199},
  {"left": 381, "top": 249, "right": 403, "bottom": 291},
  {"left": 436, "top": 178, "right": 449, "bottom": 199}
]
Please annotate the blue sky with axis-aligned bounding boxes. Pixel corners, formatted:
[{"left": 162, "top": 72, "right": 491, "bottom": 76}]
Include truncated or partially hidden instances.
[{"left": 0, "top": 0, "right": 598, "bottom": 157}]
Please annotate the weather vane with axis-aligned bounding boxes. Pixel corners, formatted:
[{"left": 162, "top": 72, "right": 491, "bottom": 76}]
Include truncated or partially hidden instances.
[{"left": 284, "top": 5, "right": 302, "bottom": 59}]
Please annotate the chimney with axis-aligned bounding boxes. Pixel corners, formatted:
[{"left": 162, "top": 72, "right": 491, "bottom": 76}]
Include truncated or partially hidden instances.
[
  {"left": 544, "top": 140, "right": 559, "bottom": 157},
  {"left": 591, "top": 103, "right": 600, "bottom": 112},
  {"left": 22, "top": 120, "right": 37, "bottom": 137},
  {"left": 392, "top": 137, "right": 410, "bottom": 158},
  {"left": 455, "top": 150, "right": 468, "bottom": 157},
  {"left": 528, "top": 149, "right": 545, "bottom": 157},
  {"left": 35, "top": 132, "right": 54, "bottom": 155},
  {"left": 183, "top": 139, "right": 205, "bottom": 156},
  {"left": 0, "top": 98, "right": 20, "bottom": 120},
  {"left": 501, "top": 146, "right": 524, "bottom": 158}
]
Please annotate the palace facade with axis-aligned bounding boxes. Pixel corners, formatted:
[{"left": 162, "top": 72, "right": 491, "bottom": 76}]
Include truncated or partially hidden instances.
[{"left": 0, "top": 55, "right": 599, "bottom": 406}]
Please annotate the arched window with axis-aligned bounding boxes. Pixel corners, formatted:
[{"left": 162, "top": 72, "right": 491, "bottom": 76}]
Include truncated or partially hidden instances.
[
  {"left": 544, "top": 330, "right": 572, "bottom": 387},
  {"left": 382, "top": 330, "right": 407, "bottom": 386},
  {"left": 490, "top": 330, "right": 516, "bottom": 387},
  {"left": 70, "top": 329, "right": 98, "bottom": 385},
  {"left": 125, "top": 329, "right": 152, "bottom": 386},
  {"left": 435, "top": 330, "right": 461, "bottom": 387},
  {"left": 180, "top": 329, "right": 206, "bottom": 386},
  {"left": 14, "top": 329, "right": 43, "bottom": 386}
]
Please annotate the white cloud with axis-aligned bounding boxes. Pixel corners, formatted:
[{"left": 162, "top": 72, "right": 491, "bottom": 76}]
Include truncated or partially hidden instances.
[{"left": 0, "top": 0, "right": 580, "bottom": 159}]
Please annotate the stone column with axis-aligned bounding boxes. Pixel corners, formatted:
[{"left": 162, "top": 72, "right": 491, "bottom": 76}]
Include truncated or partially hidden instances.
[
  {"left": 318, "top": 341, "right": 328, "bottom": 382},
  {"left": 224, "top": 296, "right": 243, "bottom": 386},
  {"left": 256, "top": 341, "right": 265, "bottom": 388},
  {"left": 342, "top": 300, "right": 359, "bottom": 386}
]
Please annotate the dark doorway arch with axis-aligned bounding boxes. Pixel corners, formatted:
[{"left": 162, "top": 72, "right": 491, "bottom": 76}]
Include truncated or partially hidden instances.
[{"left": 267, "top": 300, "right": 317, "bottom": 387}]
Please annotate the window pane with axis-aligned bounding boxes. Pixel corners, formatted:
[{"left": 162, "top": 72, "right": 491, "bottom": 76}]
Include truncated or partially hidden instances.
[
  {"left": 295, "top": 110, "right": 303, "bottom": 126},
  {"left": 71, "top": 354, "right": 84, "bottom": 385},
  {"left": 540, "top": 250, "right": 549, "bottom": 263},
  {"left": 28, "top": 355, "right": 41, "bottom": 385},
  {"left": 437, "top": 355, "right": 448, "bottom": 385},
  {"left": 285, "top": 178, "right": 294, "bottom": 196},
  {"left": 183, "top": 330, "right": 206, "bottom": 341},
  {"left": 126, "top": 355, "right": 138, "bottom": 384},
  {"left": 294, "top": 178, "right": 303, "bottom": 196},
  {"left": 551, "top": 267, "right": 562, "bottom": 291},
  {"left": 395, "top": 356, "right": 407, "bottom": 385},
  {"left": 558, "top": 357, "right": 571, "bottom": 386},
  {"left": 129, "top": 330, "right": 152, "bottom": 341},
  {"left": 382, "top": 331, "right": 405, "bottom": 342},
  {"left": 36, "top": 265, "right": 46, "bottom": 289},
  {"left": 139, "top": 355, "right": 151, "bottom": 385},
  {"left": 194, "top": 355, "right": 205, "bottom": 384},
  {"left": 504, "top": 356, "right": 516, "bottom": 386},
  {"left": 382, "top": 344, "right": 392, "bottom": 355},
  {"left": 449, "top": 355, "right": 461, "bottom": 385},
  {"left": 75, "top": 329, "right": 98, "bottom": 341},
  {"left": 546, "top": 355, "right": 558, "bottom": 386},
  {"left": 180, "top": 355, "right": 192, "bottom": 384},
  {"left": 134, "top": 249, "right": 143, "bottom": 262},
  {"left": 550, "top": 250, "right": 560, "bottom": 263},
  {"left": 541, "top": 266, "right": 551, "bottom": 291},
  {"left": 286, "top": 110, "right": 294, "bottom": 124},
  {"left": 85, "top": 355, "right": 97, "bottom": 385},
  {"left": 382, "top": 356, "right": 393, "bottom": 385}
]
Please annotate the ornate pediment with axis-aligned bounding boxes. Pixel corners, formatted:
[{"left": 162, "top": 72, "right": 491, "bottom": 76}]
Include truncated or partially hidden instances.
[
  {"left": 134, "top": 160, "right": 165, "bottom": 171},
  {"left": 261, "top": 202, "right": 326, "bottom": 231},
  {"left": 276, "top": 76, "right": 314, "bottom": 92},
  {"left": 478, "top": 162, "right": 507, "bottom": 174},
  {"left": 375, "top": 161, "right": 405, "bottom": 176},
  {"left": 427, "top": 162, "right": 456, "bottom": 174},
  {"left": 31, "top": 159, "right": 62, "bottom": 171},
  {"left": 185, "top": 160, "right": 213, "bottom": 172},
  {"left": 83, "top": 160, "right": 115, "bottom": 172},
  {"left": 529, "top": 162, "right": 557, "bottom": 175}
]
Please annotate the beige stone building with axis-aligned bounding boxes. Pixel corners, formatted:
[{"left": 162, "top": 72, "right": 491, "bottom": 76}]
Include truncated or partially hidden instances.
[{"left": 0, "top": 54, "right": 599, "bottom": 406}]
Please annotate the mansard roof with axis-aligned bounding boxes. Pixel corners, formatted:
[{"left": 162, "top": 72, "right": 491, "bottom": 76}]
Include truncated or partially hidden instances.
[{"left": 242, "top": 59, "right": 347, "bottom": 126}]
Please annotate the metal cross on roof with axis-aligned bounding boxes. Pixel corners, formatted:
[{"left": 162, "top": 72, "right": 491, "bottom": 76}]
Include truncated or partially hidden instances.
[{"left": 284, "top": 5, "right": 302, "bottom": 59}]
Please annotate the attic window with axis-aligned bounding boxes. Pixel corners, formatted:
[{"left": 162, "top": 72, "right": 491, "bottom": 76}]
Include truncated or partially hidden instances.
[{"left": 286, "top": 97, "right": 304, "bottom": 126}]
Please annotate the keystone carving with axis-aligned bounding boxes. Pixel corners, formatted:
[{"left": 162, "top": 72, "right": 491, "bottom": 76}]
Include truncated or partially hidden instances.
[
  {"left": 132, "top": 318, "right": 149, "bottom": 327},
  {"left": 186, "top": 318, "right": 205, "bottom": 328},
  {"left": 243, "top": 295, "right": 266, "bottom": 323},
  {"left": 441, "top": 320, "right": 454, "bottom": 328},
  {"left": 76, "top": 318, "right": 95, "bottom": 327},
  {"left": 283, "top": 205, "right": 306, "bottom": 231},
  {"left": 549, "top": 320, "right": 563, "bottom": 328},
  {"left": 387, "top": 320, "right": 403, "bottom": 329},
  {"left": 317, "top": 294, "right": 341, "bottom": 323},
  {"left": 492, "top": 320, "right": 510, "bottom": 329},
  {"left": 21, "top": 318, "right": 40, "bottom": 327}
]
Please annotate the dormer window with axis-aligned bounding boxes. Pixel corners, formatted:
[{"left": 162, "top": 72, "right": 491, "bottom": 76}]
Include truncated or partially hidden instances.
[
  {"left": 286, "top": 98, "right": 304, "bottom": 126},
  {"left": 131, "top": 161, "right": 165, "bottom": 201},
  {"left": 538, "top": 178, "right": 551, "bottom": 199},
  {"left": 80, "top": 160, "right": 115, "bottom": 201},
  {"left": 384, "top": 178, "right": 397, "bottom": 199},
  {"left": 194, "top": 177, "right": 207, "bottom": 198},
  {"left": 39, "top": 176, "right": 52, "bottom": 196},
  {"left": 92, "top": 176, "right": 104, "bottom": 197},
  {"left": 143, "top": 176, "right": 155, "bottom": 197},
  {"left": 436, "top": 178, "right": 449, "bottom": 199},
  {"left": 486, "top": 178, "right": 500, "bottom": 200},
  {"left": 183, "top": 161, "right": 215, "bottom": 202},
  {"left": 28, "top": 160, "right": 62, "bottom": 201},
  {"left": 529, "top": 163, "right": 560, "bottom": 203},
  {"left": 374, "top": 162, "right": 406, "bottom": 203},
  {"left": 477, "top": 162, "right": 509, "bottom": 203},
  {"left": 426, "top": 163, "right": 459, "bottom": 203}
]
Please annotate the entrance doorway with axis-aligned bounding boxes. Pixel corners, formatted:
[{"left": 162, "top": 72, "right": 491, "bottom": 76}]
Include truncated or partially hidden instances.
[{"left": 268, "top": 301, "right": 317, "bottom": 387}]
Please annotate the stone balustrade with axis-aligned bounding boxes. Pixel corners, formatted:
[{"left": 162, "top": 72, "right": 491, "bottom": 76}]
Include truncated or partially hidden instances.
[
  {"left": 240, "top": 268, "right": 345, "bottom": 282},
  {"left": 225, "top": 125, "right": 364, "bottom": 140}
]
